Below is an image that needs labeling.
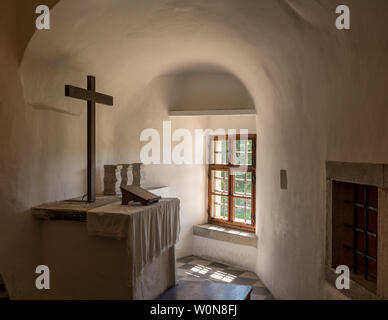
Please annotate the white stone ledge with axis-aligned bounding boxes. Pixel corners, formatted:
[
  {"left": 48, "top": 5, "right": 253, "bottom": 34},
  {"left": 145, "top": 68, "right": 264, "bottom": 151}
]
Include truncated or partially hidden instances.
[
  {"left": 193, "top": 224, "right": 257, "bottom": 248},
  {"left": 168, "top": 109, "right": 256, "bottom": 116},
  {"left": 326, "top": 161, "right": 388, "bottom": 188}
]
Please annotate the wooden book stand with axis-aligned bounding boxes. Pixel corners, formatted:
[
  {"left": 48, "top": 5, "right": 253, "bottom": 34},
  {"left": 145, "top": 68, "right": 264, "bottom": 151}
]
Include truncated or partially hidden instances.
[{"left": 121, "top": 185, "right": 161, "bottom": 206}]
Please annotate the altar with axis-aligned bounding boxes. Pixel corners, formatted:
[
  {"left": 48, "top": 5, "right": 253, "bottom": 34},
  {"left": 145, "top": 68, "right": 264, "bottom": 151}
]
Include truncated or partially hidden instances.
[
  {"left": 32, "top": 196, "right": 180, "bottom": 300},
  {"left": 29, "top": 76, "right": 180, "bottom": 299}
]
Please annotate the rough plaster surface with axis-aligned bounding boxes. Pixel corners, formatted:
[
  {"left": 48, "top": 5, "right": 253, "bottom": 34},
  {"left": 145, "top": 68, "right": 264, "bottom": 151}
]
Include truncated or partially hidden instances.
[
  {"left": 154, "top": 69, "right": 255, "bottom": 111},
  {"left": 0, "top": 0, "right": 60, "bottom": 299},
  {"left": 1, "top": 0, "right": 388, "bottom": 299},
  {"left": 193, "top": 235, "right": 257, "bottom": 272}
]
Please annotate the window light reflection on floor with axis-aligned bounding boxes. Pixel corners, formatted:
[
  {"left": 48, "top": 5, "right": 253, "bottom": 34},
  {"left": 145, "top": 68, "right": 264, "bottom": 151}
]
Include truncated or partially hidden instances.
[
  {"left": 187, "top": 264, "right": 237, "bottom": 283},
  {"left": 210, "top": 271, "right": 236, "bottom": 283},
  {"left": 190, "top": 265, "right": 211, "bottom": 275}
]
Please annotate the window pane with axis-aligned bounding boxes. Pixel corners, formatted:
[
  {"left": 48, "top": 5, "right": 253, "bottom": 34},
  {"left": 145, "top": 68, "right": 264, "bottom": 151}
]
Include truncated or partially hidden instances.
[
  {"left": 212, "top": 170, "right": 228, "bottom": 194},
  {"left": 214, "top": 170, "right": 228, "bottom": 179},
  {"left": 233, "top": 172, "right": 252, "bottom": 197},
  {"left": 212, "top": 195, "right": 228, "bottom": 220},
  {"left": 235, "top": 206, "right": 245, "bottom": 222},
  {"left": 235, "top": 181, "right": 245, "bottom": 194},
  {"left": 235, "top": 172, "right": 245, "bottom": 180},
  {"left": 236, "top": 140, "right": 247, "bottom": 152},
  {"left": 215, "top": 139, "right": 227, "bottom": 152},
  {"left": 246, "top": 211, "right": 251, "bottom": 222},
  {"left": 231, "top": 139, "right": 253, "bottom": 166},
  {"left": 233, "top": 198, "right": 252, "bottom": 224},
  {"left": 213, "top": 139, "right": 228, "bottom": 164},
  {"left": 235, "top": 172, "right": 252, "bottom": 181},
  {"left": 246, "top": 199, "right": 252, "bottom": 223},
  {"left": 247, "top": 181, "right": 252, "bottom": 195},
  {"left": 215, "top": 153, "right": 228, "bottom": 165},
  {"left": 237, "top": 153, "right": 249, "bottom": 165},
  {"left": 235, "top": 198, "right": 246, "bottom": 206},
  {"left": 247, "top": 140, "right": 253, "bottom": 152}
]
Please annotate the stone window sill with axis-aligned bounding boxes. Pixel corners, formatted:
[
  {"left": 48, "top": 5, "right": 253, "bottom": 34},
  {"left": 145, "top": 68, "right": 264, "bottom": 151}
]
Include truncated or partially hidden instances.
[
  {"left": 325, "top": 267, "right": 378, "bottom": 300},
  {"left": 193, "top": 224, "right": 258, "bottom": 248}
]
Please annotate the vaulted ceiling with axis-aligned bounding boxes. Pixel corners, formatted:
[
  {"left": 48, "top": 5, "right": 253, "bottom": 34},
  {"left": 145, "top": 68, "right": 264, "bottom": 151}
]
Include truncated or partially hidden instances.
[{"left": 21, "top": 0, "right": 337, "bottom": 115}]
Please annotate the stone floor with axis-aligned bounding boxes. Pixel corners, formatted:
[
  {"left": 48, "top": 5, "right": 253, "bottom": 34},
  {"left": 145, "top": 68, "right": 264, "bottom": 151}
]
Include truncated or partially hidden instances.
[{"left": 176, "top": 255, "right": 274, "bottom": 300}]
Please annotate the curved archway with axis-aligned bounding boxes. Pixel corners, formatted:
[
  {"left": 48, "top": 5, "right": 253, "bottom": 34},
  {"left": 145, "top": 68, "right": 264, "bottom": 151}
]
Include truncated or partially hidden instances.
[
  {"left": 149, "top": 63, "right": 255, "bottom": 115},
  {"left": 19, "top": 0, "right": 281, "bottom": 116}
]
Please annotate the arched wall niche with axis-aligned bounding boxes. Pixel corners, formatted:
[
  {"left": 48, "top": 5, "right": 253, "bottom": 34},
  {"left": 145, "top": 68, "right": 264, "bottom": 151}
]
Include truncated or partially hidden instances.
[
  {"left": 149, "top": 63, "right": 256, "bottom": 115},
  {"left": 19, "top": 0, "right": 261, "bottom": 281},
  {"left": 19, "top": 0, "right": 285, "bottom": 118}
]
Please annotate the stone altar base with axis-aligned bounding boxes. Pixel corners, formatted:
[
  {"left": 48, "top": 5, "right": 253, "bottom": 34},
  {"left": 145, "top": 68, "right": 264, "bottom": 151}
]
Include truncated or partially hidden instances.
[
  {"left": 40, "top": 220, "right": 175, "bottom": 299},
  {"left": 32, "top": 196, "right": 179, "bottom": 300}
]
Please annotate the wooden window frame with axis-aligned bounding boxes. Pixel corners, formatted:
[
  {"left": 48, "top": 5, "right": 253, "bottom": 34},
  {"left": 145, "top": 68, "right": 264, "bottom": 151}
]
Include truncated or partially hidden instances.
[
  {"left": 208, "top": 134, "right": 256, "bottom": 231},
  {"left": 325, "top": 161, "right": 388, "bottom": 299},
  {"left": 331, "top": 181, "right": 378, "bottom": 292}
]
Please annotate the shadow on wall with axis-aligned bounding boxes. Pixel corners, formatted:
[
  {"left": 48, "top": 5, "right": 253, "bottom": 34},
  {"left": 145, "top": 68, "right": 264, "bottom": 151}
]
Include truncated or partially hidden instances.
[
  {"left": 0, "top": 273, "right": 10, "bottom": 300},
  {"left": 149, "top": 64, "right": 255, "bottom": 114}
]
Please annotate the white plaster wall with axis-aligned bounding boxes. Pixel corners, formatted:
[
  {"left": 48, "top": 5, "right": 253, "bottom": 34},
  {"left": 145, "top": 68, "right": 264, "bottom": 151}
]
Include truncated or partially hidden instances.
[
  {"left": 1, "top": 0, "right": 388, "bottom": 300},
  {"left": 193, "top": 236, "right": 257, "bottom": 272},
  {"left": 0, "top": 0, "right": 61, "bottom": 299},
  {"left": 254, "top": 2, "right": 388, "bottom": 300},
  {"left": 159, "top": 70, "right": 255, "bottom": 111}
]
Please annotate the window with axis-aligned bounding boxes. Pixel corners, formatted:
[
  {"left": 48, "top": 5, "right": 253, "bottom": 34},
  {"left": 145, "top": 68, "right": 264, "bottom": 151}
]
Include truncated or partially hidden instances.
[
  {"left": 325, "top": 161, "right": 388, "bottom": 299},
  {"left": 332, "top": 181, "right": 378, "bottom": 291},
  {"left": 208, "top": 135, "right": 256, "bottom": 231}
]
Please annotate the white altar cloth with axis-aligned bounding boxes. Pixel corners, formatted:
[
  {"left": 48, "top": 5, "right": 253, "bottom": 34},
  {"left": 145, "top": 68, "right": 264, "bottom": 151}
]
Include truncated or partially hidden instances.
[{"left": 87, "top": 198, "right": 180, "bottom": 281}]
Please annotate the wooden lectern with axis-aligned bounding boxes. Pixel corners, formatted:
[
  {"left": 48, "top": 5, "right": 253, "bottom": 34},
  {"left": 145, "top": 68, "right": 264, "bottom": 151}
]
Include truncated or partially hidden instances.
[{"left": 120, "top": 185, "right": 161, "bottom": 206}]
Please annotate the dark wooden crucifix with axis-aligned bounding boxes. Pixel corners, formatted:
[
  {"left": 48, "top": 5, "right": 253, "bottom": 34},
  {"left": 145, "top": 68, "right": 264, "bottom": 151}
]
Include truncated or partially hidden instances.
[{"left": 65, "top": 76, "right": 113, "bottom": 202}]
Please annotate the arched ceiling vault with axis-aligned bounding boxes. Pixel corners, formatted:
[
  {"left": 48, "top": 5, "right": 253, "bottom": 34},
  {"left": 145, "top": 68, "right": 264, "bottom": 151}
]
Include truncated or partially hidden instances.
[{"left": 21, "top": 0, "right": 336, "bottom": 116}]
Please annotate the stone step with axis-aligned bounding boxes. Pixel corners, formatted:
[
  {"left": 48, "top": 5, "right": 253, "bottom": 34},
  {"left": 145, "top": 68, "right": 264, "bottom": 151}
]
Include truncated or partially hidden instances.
[{"left": 157, "top": 280, "right": 252, "bottom": 300}]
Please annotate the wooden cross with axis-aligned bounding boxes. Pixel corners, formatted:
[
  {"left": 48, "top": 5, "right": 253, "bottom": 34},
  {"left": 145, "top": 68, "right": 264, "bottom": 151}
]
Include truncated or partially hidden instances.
[{"left": 65, "top": 75, "right": 113, "bottom": 202}]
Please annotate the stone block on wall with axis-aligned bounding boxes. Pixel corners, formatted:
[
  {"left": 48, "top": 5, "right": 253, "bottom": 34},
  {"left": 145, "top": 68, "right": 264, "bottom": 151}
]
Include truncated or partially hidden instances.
[
  {"left": 132, "top": 163, "right": 145, "bottom": 187},
  {"left": 120, "top": 164, "right": 133, "bottom": 187},
  {"left": 104, "top": 163, "right": 144, "bottom": 195},
  {"left": 103, "top": 165, "right": 122, "bottom": 195}
]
